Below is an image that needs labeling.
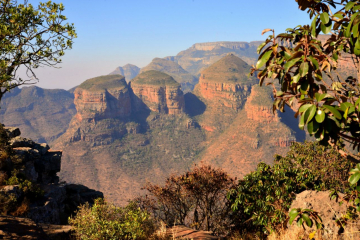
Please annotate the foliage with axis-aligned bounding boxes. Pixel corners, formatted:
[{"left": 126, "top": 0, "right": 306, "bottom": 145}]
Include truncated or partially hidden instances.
[
  {"left": 228, "top": 141, "right": 354, "bottom": 234},
  {"left": 69, "top": 198, "right": 156, "bottom": 240},
  {"left": 288, "top": 208, "right": 323, "bottom": 230},
  {"left": 250, "top": 0, "right": 360, "bottom": 157},
  {"left": 137, "top": 165, "right": 236, "bottom": 236},
  {"left": 0, "top": 0, "right": 76, "bottom": 101}
]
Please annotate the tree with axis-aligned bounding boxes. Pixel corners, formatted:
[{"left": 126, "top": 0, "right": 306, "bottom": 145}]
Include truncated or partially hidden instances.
[
  {"left": 250, "top": 0, "right": 360, "bottom": 161},
  {"left": 0, "top": 0, "right": 76, "bottom": 101},
  {"left": 137, "top": 165, "right": 236, "bottom": 236}
]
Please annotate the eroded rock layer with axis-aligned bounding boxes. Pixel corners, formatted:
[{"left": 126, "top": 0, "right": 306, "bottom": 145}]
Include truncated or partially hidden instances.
[
  {"left": 198, "top": 54, "right": 257, "bottom": 110},
  {"left": 131, "top": 70, "right": 185, "bottom": 114},
  {"left": 74, "top": 75, "right": 131, "bottom": 122}
]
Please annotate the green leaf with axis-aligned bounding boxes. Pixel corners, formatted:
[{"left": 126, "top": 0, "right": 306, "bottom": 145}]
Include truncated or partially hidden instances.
[
  {"left": 289, "top": 209, "right": 299, "bottom": 225},
  {"left": 302, "top": 213, "right": 313, "bottom": 227},
  {"left": 299, "top": 104, "right": 313, "bottom": 113},
  {"left": 345, "top": 12, "right": 360, "bottom": 38},
  {"left": 349, "top": 172, "right": 360, "bottom": 185},
  {"left": 307, "top": 56, "right": 319, "bottom": 69},
  {"left": 299, "top": 111, "right": 306, "bottom": 130},
  {"left": 284, "top": 58, "right": 301, "bottom": 72},
  {"left": 315, "top": 109, "right": 326, "bottom": 123},
  {"left": 322, "top": 105, "right": 342, "bottom": 119},
  {"left": 256, "top": 50, "right": 272, "bottom": 69},
  {"left": 355, "top": 38, "right": 360, "bottom": 56},
  {"left": 345, "top": 1, "right": 356, "bottom": 11},
  {"left": 299, "top": 62, "right": 309, "bottom": 77},
  {"left": 321, "top": 22, "right": 332, "bottom": 34},
  {"left": 307, "top": 120, "right": 319, "bottom": 134},
  {"left": 311, "top": 15, "right": 319, "bottom": 38},
  {"left": 292, "top": 73, "right": 301, "bottom": 83},
  {"left": 257, "top": 42, "right": 267, "bottom": 54},
  {"left": 305, "top": 105, "right": 317, "bottom": 124},
  {"left": 320, "top": 12, "right": 329, "bottom": 24}
]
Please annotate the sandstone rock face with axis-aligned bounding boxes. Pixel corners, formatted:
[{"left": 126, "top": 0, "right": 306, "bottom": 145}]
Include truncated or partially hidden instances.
[
  {"left": 198, "top": 54, "right": 257, "bottom": 110},
  {"left": 1, "top": 126, "right": 103, "bottom": 225},
  {"left": 244, "top": 85, "right": 278, "bottom": 123},
  {"left": 131, "top": 70, "right": 185, "bottom": 114},
  {"left": 108, "top": 64, "right": 140, "bottom": 82},
  {"left": 74, "top": 74, "right": 131, "bottom": 122}
]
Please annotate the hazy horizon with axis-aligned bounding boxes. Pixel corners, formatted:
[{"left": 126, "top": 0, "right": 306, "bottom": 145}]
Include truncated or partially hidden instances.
[{"left": 23, "top": 0, "right": 310, "bottom": 90}]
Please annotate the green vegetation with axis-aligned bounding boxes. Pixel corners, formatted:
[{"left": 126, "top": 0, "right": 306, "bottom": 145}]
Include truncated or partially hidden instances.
[
  {"left": 132, "top": 70, "right": 179, "bottom": 87},
  {"left": 0, "top": 0, "right": 76, "bottom": 101},
  {"left": 69, "top": 199, "right": 158, "bottom": 240},
  {"left": 78, "top": 75, "right": 127, "bottom": 91},
  {"left": 251, "top": 0, "right": 360, "bottom": 159},
  {"left": 228, "top": 141, "right": 354, "bottom": 236}
]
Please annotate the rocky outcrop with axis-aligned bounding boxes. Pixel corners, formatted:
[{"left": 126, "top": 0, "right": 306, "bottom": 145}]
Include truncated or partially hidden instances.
[
  {"left": 288, "top": 190, "right": 360, "bottom": 239},
  {"left": 131, "top": 70, "right": 185, "bottom": 114},
  {"left": 1, "top": 126, "right": 103, "bottom": 225},
  {"left": 74, "top": 74, "right": 131, "bottom": 122},
  {"left": 198, "top": 54, "right": 257, "bottom": 110},
  {"left": 109, "top": 64, "right": 140, "bottom": 82},
  {"left": 244, "top": 85, "right": 279, "bottom": 123}
]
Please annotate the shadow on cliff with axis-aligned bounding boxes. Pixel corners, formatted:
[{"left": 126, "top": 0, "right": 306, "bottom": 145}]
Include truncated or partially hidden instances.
[
  {"left": 279, "top": 105, "right": 306, "bottom": 142},
  {"left": 184, "top": 92, "right": 206, "bottom": 117},
  {"left": 129, "top": 92, "right": 151, "bottom": 132}
]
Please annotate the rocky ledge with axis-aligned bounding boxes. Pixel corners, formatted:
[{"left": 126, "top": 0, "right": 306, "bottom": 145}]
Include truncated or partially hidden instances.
[{"left": 0, "top": 126, "right": 103, "bottom": 225}]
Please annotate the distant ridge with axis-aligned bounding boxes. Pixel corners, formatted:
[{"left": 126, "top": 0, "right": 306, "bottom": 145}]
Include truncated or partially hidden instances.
[{"left": 109, "top": 64, "right": 140, "bottom": 82}]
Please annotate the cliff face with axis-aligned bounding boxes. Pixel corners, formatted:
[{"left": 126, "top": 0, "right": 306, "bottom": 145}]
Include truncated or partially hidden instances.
[
  {"left": 131, "top": 70, "right": 185, "bottom": 114},
  {"left": 198, "top": 54, "right": 257, "bottom": 111},
  {"left": 244, "top": 85, "right": 278, "bottom": 123},
  {"left": 74, "top": 75, "right": 131, "bottom": 122}
]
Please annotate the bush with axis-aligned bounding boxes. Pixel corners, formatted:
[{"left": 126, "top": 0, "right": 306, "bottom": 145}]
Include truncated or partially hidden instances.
[
  {"left": 69, "top": 198, "right": 156, "bottom": 240},
  {"left": 228, "top": 141, "right": 355, "bottom": 235},
  {"left": 137, "top": 165, "right": 236, "bottom": 236}
]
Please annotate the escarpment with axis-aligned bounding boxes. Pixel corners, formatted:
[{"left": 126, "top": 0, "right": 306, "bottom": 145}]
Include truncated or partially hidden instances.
[
  {"left": 131, "top": 70, "right": 185, "bottom": 114},
  {"left": 74, "top": 74, "right": 131, "bottom": 122},
  {"left": 198, "top": 54, "right": 257, "bottom": 111}
]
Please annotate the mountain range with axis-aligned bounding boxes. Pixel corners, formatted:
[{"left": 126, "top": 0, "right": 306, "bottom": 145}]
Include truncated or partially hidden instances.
[{"left": 0, "top": 39, "right": 348, "bottom": 205}]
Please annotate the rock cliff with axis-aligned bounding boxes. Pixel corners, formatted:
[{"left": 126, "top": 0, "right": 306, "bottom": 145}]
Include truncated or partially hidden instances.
[
  {"left": 0, "top": 125, "right": 103, "bottom": 225},
  {"left": 198, "top": 54, "right": 257, "bottom": 111},
  {"left": 131, "top": 70, "right": 185, "bottom": 114},
  {"left": 74, "top": 74, "right": 131, "bottom": 122}
]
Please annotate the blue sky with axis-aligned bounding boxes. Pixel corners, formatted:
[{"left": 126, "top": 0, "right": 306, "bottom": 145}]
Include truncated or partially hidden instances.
[{"left": 27, "top": 0, "right": 311, "bottom": 90}]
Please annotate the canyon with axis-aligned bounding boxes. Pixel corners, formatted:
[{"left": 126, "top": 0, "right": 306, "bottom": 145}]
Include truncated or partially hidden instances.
[{"left": 1, "top": 39, "right": 344, "bottom": 206}]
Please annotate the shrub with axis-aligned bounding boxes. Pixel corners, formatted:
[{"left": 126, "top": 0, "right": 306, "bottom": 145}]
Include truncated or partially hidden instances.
[
  {"left": 137, "top": 165, "right": 236, "bottom": 236},
  {"left": 228, "top": 141, "right": 355, "bottom": 235},
  {"left": 69, "top": 198, "right": 156, "bottom": 240}
]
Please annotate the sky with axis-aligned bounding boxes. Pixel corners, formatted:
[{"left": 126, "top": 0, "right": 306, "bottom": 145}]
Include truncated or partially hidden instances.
[{"left": 25, "top": 0, "right": 312, "bottom": 90}]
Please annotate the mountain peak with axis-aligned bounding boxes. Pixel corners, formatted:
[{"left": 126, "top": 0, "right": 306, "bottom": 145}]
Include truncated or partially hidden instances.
[{"left": 132, "top": 70, "right": 179, "bottom": 87}]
